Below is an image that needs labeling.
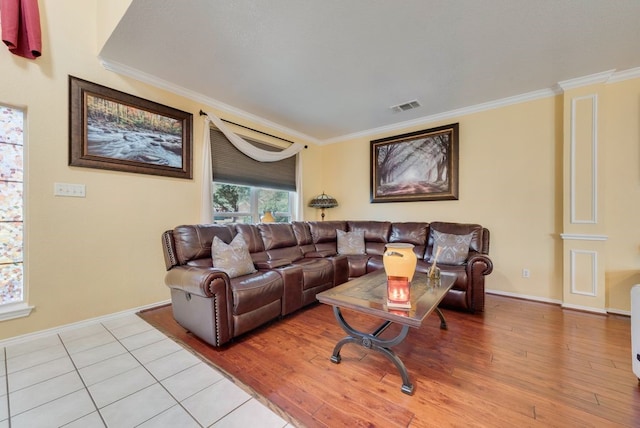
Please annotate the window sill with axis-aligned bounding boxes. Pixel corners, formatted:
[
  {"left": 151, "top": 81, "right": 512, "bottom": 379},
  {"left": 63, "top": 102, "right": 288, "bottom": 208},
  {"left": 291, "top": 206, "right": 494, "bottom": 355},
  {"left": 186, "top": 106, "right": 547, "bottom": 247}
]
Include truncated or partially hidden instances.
[{"left": 0, "top": 302, "right": 34, "bottom": 321}]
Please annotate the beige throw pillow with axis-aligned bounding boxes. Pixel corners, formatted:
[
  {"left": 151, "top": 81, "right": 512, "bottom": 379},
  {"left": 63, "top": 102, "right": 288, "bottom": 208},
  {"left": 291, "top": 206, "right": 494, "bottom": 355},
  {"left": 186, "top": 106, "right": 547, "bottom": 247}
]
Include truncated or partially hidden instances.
[
  {"left": 336, "top": 229, "right": 366, "bottom": 255},
  {"left": 211, "top": 234, "right": 257, "bottom": 278},
  {"left": 429, "top": 230, "right": 473, "bottom": 265}
]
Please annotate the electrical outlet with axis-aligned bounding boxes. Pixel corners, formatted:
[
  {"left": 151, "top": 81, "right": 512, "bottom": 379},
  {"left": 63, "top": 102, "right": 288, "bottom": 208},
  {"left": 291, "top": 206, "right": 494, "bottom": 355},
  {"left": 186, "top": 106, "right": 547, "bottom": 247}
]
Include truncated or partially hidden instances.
[
  {"left": 54, "top": 182, "right": 86, "bottom": 198},
  {"left": 522, "top": 268, "right": 530, "bottom": 278}
]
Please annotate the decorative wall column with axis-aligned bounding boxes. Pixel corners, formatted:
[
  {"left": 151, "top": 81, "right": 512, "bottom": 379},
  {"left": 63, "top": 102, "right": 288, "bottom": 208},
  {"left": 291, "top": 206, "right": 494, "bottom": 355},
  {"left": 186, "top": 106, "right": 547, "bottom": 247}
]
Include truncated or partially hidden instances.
[{"left": 558, "top": 72, "right": 612, "bottom": 313}]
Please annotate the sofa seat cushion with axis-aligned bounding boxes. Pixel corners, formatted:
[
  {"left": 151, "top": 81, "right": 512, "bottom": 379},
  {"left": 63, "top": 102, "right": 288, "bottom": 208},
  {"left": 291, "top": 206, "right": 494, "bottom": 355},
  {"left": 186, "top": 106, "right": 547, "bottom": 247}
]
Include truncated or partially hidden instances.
[
  {"left": 230, "top": 270, "right": 283, "bottom": 314},
  {"left": 212, "top": 235, "right": 257, "bottom": 278},
  {"left": 336, "top": 229, "right": 366, "bottom": 255},
  {"left": 292, "top": 258, "right": 334, "bottom": 290}
]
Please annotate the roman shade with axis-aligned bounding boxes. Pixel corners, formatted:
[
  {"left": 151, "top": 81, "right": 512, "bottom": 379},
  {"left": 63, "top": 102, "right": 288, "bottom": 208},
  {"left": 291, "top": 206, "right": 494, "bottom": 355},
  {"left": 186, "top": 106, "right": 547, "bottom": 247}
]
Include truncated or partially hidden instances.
[{"left": 210, "top": 128, "right": 297, "bottom": 192}]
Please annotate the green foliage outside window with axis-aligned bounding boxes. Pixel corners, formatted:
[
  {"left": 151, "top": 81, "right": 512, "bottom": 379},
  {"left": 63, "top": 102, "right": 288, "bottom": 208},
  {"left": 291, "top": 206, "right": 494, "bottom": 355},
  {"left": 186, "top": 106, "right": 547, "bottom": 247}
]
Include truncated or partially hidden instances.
[
  {"left": 213, "top": 183, "right": 291, "bottom": 223},
  {"left": 214, "top": 184, "right": 250, "bottom": 213}
]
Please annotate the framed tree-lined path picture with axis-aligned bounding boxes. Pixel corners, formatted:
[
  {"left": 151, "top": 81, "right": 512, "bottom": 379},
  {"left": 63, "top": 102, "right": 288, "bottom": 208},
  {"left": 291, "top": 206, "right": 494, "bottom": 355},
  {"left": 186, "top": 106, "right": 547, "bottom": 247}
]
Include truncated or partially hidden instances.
[
  {"left": 69, "top": 76, "right": 193, "bottom": 179},
  {"left": 371, "top": 123, "right": 459, "bottom": 203}
]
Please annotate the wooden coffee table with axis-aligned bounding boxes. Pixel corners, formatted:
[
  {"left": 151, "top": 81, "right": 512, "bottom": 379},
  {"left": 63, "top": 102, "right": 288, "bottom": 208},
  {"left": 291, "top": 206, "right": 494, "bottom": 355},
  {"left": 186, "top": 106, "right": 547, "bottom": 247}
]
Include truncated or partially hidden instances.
[{"left": 316, "top": 269, "right": 455, "bottom": 395}]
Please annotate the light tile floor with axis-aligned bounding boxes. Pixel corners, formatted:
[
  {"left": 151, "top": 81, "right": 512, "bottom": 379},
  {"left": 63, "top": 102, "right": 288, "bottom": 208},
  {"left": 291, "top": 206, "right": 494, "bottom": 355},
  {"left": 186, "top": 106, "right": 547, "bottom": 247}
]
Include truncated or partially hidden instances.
[{"left": 0, "top": 314, "right": 294, "bottom": 427}]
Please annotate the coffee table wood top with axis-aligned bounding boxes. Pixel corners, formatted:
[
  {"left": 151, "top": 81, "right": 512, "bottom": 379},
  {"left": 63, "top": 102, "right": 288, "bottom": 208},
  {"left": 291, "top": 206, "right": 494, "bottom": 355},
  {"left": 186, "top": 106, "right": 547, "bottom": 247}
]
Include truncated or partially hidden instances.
[{"left": 317, "top": 269, "right": 455, "bottom": 328}]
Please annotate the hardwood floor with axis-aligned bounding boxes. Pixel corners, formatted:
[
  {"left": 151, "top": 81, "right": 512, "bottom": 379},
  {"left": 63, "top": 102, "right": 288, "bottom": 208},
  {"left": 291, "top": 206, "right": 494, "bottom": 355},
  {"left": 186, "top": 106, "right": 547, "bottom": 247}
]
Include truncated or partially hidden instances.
[{"left": 139, "top": 294, "right": 639, "bottom": 427}]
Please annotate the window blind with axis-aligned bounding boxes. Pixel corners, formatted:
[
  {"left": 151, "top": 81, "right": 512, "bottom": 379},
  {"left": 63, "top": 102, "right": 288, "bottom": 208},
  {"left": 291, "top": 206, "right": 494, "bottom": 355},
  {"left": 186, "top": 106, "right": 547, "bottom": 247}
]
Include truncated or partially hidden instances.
[{"left": 210, "top": 128, "right": 296, "bottom": 191}]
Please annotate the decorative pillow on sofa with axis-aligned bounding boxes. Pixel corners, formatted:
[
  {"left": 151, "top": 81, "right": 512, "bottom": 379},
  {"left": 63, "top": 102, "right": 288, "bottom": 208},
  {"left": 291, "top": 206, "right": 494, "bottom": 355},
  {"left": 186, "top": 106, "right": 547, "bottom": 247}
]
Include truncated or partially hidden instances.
[
  {"left": 336, "top": 229, "right": 366, "bottom": 255},
  {"left": 429, "top": 230, "right": 473, "bottom": 265},
  {"left": 211, "top": 234, "right": 257, "bottom": 278}
]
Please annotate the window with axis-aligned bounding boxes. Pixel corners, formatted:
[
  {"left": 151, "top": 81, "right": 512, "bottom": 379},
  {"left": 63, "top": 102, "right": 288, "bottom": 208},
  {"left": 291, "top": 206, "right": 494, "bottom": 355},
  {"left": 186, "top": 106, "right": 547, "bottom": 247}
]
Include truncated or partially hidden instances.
[
  {"left": 0, "top": 105, "right": 25, "bottom": 309},
  {"left": 210, "top": 127, "right": 297, "bottom": 224},
  {"left": 213, "top": 182, "right": 293, "bottom": 224}
]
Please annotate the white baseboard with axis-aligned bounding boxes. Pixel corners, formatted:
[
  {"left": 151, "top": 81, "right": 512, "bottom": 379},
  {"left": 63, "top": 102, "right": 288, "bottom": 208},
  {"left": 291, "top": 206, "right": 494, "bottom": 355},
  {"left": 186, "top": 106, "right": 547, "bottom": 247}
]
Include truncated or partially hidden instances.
[
  {"left": 561, "top": 302, "right": 607, "bottom": 315},
  {"left": 607, "top": 308, "right": 631, "bottom": 317},
  {"left": 487, "top": 289, "right": 630, "bottom": 316},
  {"left": 0, "top": 299, "right": 170, "bottom": 347},
  {"left": 486, "top": 289, "right": 563, "bottom": 305}
]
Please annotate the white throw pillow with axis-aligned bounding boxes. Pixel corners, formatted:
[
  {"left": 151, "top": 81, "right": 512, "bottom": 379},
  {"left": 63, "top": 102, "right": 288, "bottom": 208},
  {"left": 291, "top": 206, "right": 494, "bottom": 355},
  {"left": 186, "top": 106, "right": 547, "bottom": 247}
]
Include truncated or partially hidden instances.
[
  {"left": 336, "top": 229, "right": 366, "bottom": 255},
  {"left": 429, "top": 230, "right": 473, "bottom": 265},
  {"left": 211, "top": 234, "right": 257, "bottom": 278}
]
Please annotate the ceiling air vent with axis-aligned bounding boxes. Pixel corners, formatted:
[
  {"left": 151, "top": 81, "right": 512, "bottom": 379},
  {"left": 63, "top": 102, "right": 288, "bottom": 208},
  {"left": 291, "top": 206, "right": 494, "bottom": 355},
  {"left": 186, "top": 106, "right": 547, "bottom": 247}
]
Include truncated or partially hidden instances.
[{"left": 390, "top": 99, "right": 421, "bottom": 113}]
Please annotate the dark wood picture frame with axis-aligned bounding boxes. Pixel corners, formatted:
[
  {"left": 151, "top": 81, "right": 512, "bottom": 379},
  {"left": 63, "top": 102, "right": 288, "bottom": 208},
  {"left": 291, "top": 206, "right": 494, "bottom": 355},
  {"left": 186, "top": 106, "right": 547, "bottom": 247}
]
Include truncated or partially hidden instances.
[
  {"left": 371, "top": 123, "right": 459, "bottom": 202},
  {"left": 69, "top": 76, "right": 193, "bottom": 179}
]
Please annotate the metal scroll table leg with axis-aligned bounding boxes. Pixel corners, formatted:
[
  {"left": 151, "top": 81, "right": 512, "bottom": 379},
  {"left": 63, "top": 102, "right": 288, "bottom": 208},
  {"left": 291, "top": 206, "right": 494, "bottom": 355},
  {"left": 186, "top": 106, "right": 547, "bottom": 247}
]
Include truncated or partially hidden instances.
[
  {"left": 435, "top": 307, "right": 448, "bottom": 330},
  {"left": 329, "top": 306, "right": 414, "bottom": 395}
]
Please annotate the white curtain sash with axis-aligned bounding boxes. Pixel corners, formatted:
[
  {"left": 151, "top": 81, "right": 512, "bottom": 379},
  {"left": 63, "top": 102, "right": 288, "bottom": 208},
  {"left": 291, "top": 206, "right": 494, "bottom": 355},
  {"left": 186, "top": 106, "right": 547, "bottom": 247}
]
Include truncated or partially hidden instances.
[{"left": 205, "top": 111, "right": 304, "bottom": 162}]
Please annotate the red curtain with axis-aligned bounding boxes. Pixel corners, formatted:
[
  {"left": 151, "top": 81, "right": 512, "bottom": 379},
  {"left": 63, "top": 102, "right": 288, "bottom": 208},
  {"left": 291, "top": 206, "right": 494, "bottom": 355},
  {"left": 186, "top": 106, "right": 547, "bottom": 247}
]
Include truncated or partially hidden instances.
[{"left": 1, "top": 0, "right": 41, "bottom": 59}]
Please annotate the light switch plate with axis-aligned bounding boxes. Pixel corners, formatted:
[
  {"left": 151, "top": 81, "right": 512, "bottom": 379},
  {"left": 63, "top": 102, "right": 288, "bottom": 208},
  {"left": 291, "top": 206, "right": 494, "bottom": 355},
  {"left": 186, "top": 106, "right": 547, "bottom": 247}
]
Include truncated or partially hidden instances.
[{"left": 54, "top": 182, "right": 86, "bottom": 197}]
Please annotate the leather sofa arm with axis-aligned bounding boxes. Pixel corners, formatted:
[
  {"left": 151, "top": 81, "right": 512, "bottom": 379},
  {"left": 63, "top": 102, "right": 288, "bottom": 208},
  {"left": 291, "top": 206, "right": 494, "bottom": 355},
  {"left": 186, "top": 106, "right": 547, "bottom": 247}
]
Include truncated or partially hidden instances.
[
  {"left": 255, "top": 259, "right": 292, "bottom": 269},
  {"left": 466, "top": 251, "right": 493, "bottom": 276},
  {"left": 465, "top": 251, "right": 493, "bottom": 312},
  {"left": 164, "top": 266, "right": 230, "bottom": 299}
]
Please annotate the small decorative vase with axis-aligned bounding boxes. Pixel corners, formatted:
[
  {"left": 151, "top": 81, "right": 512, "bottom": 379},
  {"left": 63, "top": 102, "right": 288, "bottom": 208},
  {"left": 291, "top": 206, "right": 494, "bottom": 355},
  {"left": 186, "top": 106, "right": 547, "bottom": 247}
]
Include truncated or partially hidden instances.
[
  {"left": 383, "top": 243, "right": 417, "bottom": 282},
  {"left": 384, "top": 243, "right": 417, "bottom": 308}
]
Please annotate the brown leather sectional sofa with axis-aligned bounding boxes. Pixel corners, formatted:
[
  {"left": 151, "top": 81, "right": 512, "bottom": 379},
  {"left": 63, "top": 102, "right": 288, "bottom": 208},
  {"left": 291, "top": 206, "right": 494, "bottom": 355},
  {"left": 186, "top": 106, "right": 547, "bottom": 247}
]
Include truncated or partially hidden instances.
[{"left": 162, "top": 220, "right": 493, "bottom": 347}]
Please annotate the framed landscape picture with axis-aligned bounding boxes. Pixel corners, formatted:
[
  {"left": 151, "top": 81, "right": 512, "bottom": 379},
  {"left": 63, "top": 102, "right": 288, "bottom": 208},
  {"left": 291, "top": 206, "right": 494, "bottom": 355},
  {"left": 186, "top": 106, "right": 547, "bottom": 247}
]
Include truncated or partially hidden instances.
[
  {"left": 69, "top": 76, "right": 193, "bottom": 179},
  {"left": 370, "top": 123, "right": 459, "bottom": 202}
]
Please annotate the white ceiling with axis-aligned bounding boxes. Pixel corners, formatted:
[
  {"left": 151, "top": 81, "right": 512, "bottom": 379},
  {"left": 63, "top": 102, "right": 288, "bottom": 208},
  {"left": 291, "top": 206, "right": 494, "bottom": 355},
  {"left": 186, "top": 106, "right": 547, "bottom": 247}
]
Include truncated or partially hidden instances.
[{"left": 100, "top": 0, "right": 640, "bottom": 144}]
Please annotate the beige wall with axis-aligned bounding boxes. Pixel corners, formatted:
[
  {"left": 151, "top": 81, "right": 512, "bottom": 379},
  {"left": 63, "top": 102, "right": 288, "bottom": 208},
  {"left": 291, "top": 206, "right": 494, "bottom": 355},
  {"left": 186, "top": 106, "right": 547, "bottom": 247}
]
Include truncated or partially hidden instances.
[
  {"left": 0, "top": 0, "right": 316, "bottom": 339},
  {"left": 603, "top": 78, "right": 640, "bottom": 309},
  {"left": 322, "top": 79, "right": 640, "bottom": 313},
  {"left": 1, "top": 0, "right": 638, "bottom": 339},
  {"left": 322, "top": 96, "right": 565, "bottom": 303}
]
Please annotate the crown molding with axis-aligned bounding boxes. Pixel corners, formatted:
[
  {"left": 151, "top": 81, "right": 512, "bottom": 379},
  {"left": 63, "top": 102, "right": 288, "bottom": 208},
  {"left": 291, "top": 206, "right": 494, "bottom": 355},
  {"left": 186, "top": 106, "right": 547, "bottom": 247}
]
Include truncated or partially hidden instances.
[
  {"left": 607, "top": 66, "right": 640, "bottom": 84},
  {"left": 325, "top": 66, "right": 640, "bottom": 144},
  {"left": 323, "top": 87, "right": 559, "bottom": 145},
  {"left": 100, "top": 59, "right": 640, "bottom": 146},
  {"left": 556, "top": 69, "right": 616, "bottom": 91},
  {"left": 99, "top": 58, "right": 322, "bottom": 146}
]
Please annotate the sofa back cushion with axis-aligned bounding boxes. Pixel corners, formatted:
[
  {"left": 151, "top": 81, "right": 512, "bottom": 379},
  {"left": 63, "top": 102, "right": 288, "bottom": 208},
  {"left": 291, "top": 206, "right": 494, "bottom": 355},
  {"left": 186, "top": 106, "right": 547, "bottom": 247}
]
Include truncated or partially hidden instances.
[
  {"left": 347, "top": 221, "right": 390, "bottom": 256},
  {"left": 234, "top": 223, "right": 268, "bottom": 263},
  {"left": 173, "top": 224, "right": 236, "bottom": 267},
  {"left": 258, "top": 223, "right": 303, "bottom": 262},
  {"left": 292, "top": 221, "right": 315, "bottom": 254},
  {"left": 308, "top": 221, "right": 347, "bottom": 253},
  {"left": 308, "top": 221, "right": 347, "bottom": 243},
  {"left": 389, "top": 222, "right": 429, "bottom": 259},
  {"left": 424, "top": 222, "right": 485, "bottom": 262}
]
